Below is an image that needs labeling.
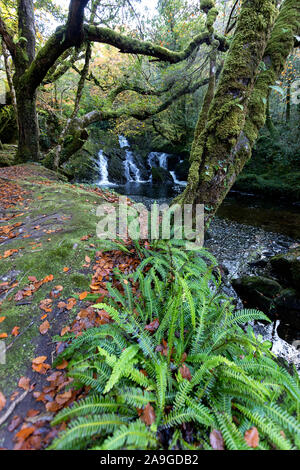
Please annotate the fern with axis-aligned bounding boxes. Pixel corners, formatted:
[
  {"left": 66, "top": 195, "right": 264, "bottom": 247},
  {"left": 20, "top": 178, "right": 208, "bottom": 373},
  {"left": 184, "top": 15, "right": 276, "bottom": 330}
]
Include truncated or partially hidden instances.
[{"left": 50, "top": 238, "right": 300, "bottom": 450}]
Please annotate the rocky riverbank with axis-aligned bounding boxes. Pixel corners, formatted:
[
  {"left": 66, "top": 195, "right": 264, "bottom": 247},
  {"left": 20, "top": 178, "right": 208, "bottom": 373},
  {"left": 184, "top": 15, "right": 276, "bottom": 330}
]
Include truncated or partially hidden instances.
[{"left": 205, "top": 216, "right": 300, "bottom": 369}]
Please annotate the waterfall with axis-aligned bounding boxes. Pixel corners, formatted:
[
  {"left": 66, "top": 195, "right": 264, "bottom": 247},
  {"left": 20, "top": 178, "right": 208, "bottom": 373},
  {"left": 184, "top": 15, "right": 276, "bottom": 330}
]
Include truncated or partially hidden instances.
[
  {"left": 147, "top": 152, "right": 169, "bottom": 170},
  {"left": 97, "top": 150, "right": 114, "bottom": 185},
  {"left": 119, "top": 135, "right": 130, "bottom": 149},
  {"left": 170, "top": 171, "right": 187, "bottom": 187},
  {"left": 119, "top": 135, "right": 145, "bottom": 183}
]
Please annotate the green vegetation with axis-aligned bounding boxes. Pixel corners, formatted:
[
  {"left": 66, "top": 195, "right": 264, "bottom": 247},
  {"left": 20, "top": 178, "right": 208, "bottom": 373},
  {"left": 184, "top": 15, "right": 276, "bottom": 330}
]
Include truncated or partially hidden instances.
[{"left": 50, "top": 239, "right": 300, "bottom": 450}]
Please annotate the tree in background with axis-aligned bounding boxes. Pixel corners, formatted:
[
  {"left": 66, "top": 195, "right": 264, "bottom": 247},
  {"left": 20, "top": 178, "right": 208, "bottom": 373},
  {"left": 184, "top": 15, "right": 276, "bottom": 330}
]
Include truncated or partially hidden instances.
[{"left": 0, "top": 0, "right": 299, "bottom": 218}]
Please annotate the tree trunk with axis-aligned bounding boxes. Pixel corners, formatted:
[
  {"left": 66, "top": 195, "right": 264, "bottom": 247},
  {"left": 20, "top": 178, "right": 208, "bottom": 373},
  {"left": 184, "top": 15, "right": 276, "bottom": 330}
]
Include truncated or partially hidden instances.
[
  {"left": 15, "top": 88, "right": 40, "bottom": 162},
  {"left": 177, "top": 0, "right": 299, "bottom": 221},
  {"left": 14, "top": 0, "right": 40, "bottom": 162},
  {"left": 177, "top": 0, "right": 277, "bottom": 215}
]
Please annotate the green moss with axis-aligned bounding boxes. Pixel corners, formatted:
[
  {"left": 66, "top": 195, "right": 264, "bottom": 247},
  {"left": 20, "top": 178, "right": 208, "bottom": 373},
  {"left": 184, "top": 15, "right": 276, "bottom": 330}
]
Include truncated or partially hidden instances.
[
  {"left": 200, "top": 0, "right": 215, "bottom": 13},
  {"left": 0, "top": 165, "right": 118, "bottom": 396}
]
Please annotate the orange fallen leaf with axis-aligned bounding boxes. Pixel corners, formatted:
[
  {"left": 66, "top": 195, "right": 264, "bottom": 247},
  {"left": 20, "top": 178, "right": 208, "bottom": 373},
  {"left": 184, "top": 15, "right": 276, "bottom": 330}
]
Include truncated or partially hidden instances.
[
  {"left": 85, "top": 255, "right": 91, "bottom": 263},
  {"left": 0, "top": 391, "right": 6, "bottom": 411},
  {"left": 56, "top": 360, "right": 68, "bottom": 370},
  {"left": 32, "top": 356, "right": 47, "bottom": 365},
  {"left": 0, "top": 316, "right": 6, "bottom": 323},
  {"left": 18, "top": 376, "right": 30, "bottom": 391},
  {"left": 15, "top": 426, "right": 35, "bottom": 441},
  {"left": 39, "top": 320, "right": 50, "bottom": 335},
  {"left": 4, "top": 249, "right": 18, "bottom": 259},
  {"left": 60, "top": 326, "right": 70, "bottom": 337},
  {"left": 79, "top": 292, "right": 88, "bottom": 301},
  {"left": 245, "top": 427, "right": 259, "bottom": 448},
  {"left": 63, "top": 267, "right": 69, "bottom": 272},
  {"left": 11, "top": 326, "right": 20, "bottom": 337},
  {"left": 0, "top": 333, "right": 8, "bottom": 339}
]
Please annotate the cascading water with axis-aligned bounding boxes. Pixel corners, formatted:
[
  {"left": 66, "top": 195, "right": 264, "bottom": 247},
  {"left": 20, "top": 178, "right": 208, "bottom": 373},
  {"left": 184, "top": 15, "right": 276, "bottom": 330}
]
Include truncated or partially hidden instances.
[
  {"left": 97, "top": 150, "right": 113, "bottom": 185},
  {"left": 147, "top": 152, "right": 169, "bottom": 170},
  {"left": 119, "top": 135, "right": 145, "bottom": 183},
  {"left": 170, "top": 171, "right": 187, "bottom": 187}
]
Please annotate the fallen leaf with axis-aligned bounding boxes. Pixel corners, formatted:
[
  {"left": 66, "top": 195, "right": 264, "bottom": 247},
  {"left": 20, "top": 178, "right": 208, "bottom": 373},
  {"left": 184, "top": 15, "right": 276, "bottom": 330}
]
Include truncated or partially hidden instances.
[
  {"left": 18, "top": 376, "right": 30, "bottom": 391},
  {"left": 8, "top": 415, "right": 22, "bottom": 432},
  {"left": 3, "top": 249, "right": 18, "bottom": 259},
  {"left": 11, "top": 326, "right": 20, "bottom": 337},
  {"left": 85, "top": 255, "right": 91, "bottom": 264},
  {"left": 179, "top": 364, "right": 192, "bottom": 381},
  {"left": 210, "top": 429, "right": 224, "bottom": 450},
  {"left": 0, "top": 391, "right": 6, "bottom": 411},
  {"left": 0, "top": 333, "right": 8, "bottom": 339},
  {"left": 140, "top": 403, "right": 156, "bottom": 426},
  {"left": 144, "top": 318, "right": 159, "bottom": 333},
  {"left": 0, "top": 317, "right": 5, "bottom": 323},
  {"left": 56, "top": 360, "right": 68, "bottom": 370},
  {"left": 60, "top": 326, "right": 70, "bottom": 337},
  {"left": 15, "top": 426, "right": 35, "bottom": 441},
  {"left": 39, "top": 320, "right": 50, "bottom": 335},
  {"left": 39, "top": 298, "right": 52, "bottom": 313},
  {"left": 79, "top": 292, "right": 88, "bottom": 301},
  {"left": 245, "top": 427, "right": 259, "bottom": 448},
  {"left": 63, "top": 267, "right": 69, "bottom": 272}
]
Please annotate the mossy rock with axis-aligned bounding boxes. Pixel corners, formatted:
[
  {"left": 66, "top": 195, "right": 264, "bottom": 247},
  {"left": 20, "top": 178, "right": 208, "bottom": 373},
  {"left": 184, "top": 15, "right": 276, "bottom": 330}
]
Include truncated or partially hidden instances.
[
  {"left": 151, "top": 167, "right": 174, "bottom": 184},
  {"left": 274, "top": 288, "right": 300, "bottom": 329},
  {"left": 269, "top": 248, "right": 300, "bottom": 293},
  {"left": 232, "top": 275, "right": 282, "bottom": 312}
]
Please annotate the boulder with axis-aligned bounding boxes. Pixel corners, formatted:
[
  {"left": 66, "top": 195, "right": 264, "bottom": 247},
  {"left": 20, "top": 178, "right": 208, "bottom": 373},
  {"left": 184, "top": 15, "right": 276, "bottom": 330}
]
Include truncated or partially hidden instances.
[
  {"left": 151, "top": 167, "right": 174, "bottom": 184},
  {"left": 274, "top": 289, "right": 300, "bottom": 329},
  {"left": 269, "top": 248, "right": 300, "bottom": 293},
  {"left": 232, "top": 275, "right": 282, "bottom": 312},
  {"left": 174, "top": 159, "right": 190, "bottom": 180}
]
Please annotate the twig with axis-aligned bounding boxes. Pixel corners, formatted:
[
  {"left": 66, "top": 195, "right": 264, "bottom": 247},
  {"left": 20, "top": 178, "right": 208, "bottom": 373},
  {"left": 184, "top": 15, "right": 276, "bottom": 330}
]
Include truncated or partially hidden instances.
[{"left": 0, "top": 390, "right": 29, "bottom": 426}]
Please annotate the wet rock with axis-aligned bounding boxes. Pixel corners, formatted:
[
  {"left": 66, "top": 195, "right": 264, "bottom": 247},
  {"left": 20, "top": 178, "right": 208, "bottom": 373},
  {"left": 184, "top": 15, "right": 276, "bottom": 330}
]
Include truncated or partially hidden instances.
[
  {"left": 151, "top": 167, "right": 173, "bottom": 184},
  {"left": 232, "top": 276, "right": 282, "bottom": 312},
  {"left": 269, "top": 248, "right": 300, "bottom": 293},
  {"left": 274, "top": 289, "right": 300, "bottom": 329},
  {"left": 106, "top": 149, "right": 127, "bottom": 184},
  {"left": 174, "top": 159, "right": 190, "bottom": 180}
]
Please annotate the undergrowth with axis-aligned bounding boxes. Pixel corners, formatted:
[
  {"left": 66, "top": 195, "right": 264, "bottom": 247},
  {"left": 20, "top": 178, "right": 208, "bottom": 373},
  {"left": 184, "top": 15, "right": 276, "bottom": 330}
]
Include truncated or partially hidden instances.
[{"left": 49, "top": 239, "right": 300, "bottom": 450}]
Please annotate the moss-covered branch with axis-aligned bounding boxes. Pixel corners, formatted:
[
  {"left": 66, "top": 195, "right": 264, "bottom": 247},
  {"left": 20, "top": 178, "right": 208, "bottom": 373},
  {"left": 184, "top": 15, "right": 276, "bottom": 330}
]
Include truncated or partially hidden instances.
[
  {"left": 84, "top": 24, "right": 228, "bottom": 63},
  {"left": 0, "top": 13, "right": 16, "bottom": 58}
]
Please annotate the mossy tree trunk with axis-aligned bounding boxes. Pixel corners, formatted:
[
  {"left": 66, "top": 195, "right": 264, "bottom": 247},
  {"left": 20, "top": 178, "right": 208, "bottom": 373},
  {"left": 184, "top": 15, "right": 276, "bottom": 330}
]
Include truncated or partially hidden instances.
[
  {"left": 14, "top": 88, "right": 40, "bottom": 163},
  {"left": 177, "top": 0, "right": 278, "bottom": 215},
  {"left": 178, "top": 0, "right": 300, "bottom": 221},
  {"left": 12, "top": 0, "right": 40, "bottom": 162}
]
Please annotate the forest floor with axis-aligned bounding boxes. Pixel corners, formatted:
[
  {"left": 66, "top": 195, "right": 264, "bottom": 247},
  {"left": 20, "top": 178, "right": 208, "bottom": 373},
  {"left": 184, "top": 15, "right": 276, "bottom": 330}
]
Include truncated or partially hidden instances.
[{"left": 0, "top": 163, "right": 138, "bottom": 450}]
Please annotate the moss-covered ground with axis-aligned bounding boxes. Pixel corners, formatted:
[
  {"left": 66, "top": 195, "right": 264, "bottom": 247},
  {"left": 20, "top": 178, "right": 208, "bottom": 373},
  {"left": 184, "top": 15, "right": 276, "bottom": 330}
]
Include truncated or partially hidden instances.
[{"left": 0, "top": 164, "right": 119, "bottom": 442}]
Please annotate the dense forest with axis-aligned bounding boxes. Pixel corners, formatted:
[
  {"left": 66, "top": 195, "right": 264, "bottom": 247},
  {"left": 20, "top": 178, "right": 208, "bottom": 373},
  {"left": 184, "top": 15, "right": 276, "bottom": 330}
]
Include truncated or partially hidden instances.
[{"left": 0, "top": 0, "right": 299, "bottom": 453}]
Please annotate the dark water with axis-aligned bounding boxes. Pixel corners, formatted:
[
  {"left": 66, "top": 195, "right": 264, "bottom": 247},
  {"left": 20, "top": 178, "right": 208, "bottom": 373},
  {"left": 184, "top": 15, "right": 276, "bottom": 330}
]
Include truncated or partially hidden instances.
[
  {"left": 106, "top": 182, "right": 300, "bottom": 240},
  {"left": 219, "top": 191, "right": 300, "bottom": 239}
]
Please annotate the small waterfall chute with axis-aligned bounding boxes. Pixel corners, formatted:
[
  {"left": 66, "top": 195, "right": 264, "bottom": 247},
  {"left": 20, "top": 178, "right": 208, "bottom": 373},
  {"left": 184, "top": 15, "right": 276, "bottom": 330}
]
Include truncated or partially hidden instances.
[
  {"left": 170, "top": 171, "right": 187, "bottom": 187},
  {"left": 119, "top": 135, "right": 146, "bottom": 183},
  {"left": 147, "top": 152, "right": 169, "bottom": 170},
  {"left": 97, "top": 150, "right": 114, "bottom": 186}
]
